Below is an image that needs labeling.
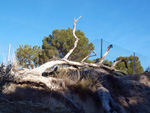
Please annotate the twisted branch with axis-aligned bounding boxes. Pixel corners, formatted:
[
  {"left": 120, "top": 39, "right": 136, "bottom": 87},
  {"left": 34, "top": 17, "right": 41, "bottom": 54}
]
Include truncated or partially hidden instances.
[
  {"left": 112, "top": 59, "right": 128, "bottom": 69},
  {"left": 64, "top": 16, "right": 81, "bottom": 59},
  {"left": 98, "top": 45, "right": 113, "bottom": 64},
  {"left": 81, "top": 50, "right": 97, "bottom": 62}
]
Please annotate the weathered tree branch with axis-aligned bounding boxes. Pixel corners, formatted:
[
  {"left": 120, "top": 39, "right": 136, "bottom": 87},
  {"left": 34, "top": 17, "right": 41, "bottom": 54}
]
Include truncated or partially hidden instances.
[
  {"left": 13, "top": 51, "right": 126, "bottom": 77},
  {"left": 98, "top": 45, "right": 113, "bottom": 64},
  {"left": 112, "top": 59, "right": 128, "bottom": 69},
  {"left": 96, "top": 84, "right": 125, "bottom": 113},
  {"left": 81, "top": 50, "right": 97, "bottom": 62},
  {"left": 1, "top": 17, "right": 131, "bottom": 113},
  {"left": 64, "top": 16, "right": 81, "bottom": 59},
  {"left": 12, "top": 17, "right": 125, "bottom": 77},
  {"left": 9, "top": 57, "right": 126, "bottom": 90},
  {"left": 8, "top": 17, "right": 127, "bottom": 95},
  {"left": 9, "top": 71, "right": 65, "bottom": 90}
]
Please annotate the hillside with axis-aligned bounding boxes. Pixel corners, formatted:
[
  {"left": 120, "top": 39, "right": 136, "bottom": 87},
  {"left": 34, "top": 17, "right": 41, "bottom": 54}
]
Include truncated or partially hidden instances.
[
  {"left": 0, "top": 65, "right": 150, "bottom": 113},
  {"left": 0, "top": 17, "right": 150, "bottom": 113}
]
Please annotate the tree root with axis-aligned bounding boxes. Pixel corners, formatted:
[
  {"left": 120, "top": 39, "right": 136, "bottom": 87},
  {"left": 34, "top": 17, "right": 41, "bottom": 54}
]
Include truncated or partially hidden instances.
[{"left": 96, "top": 84, "right": 125, "bottom": 113}]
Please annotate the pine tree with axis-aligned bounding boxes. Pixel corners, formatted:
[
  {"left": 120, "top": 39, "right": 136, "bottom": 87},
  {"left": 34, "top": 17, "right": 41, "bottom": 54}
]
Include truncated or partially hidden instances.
[
  {"left": 39, "top": 28, "right": 94, "bottom": 64},
  {"left": 15, "top": 45, "right": 41, "bottom": 68},
  {"left": 115, "top": 56, "right": 144, "bottom": 74}
]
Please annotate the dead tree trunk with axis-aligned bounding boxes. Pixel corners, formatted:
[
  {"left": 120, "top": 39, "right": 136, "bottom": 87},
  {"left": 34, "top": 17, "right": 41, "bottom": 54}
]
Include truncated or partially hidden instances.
[
  {"left": 3, "top": 16, "right": 128, "bottom": 113},
  {"left": 10, "top": 16, "right": 125, "bottom": 84}
]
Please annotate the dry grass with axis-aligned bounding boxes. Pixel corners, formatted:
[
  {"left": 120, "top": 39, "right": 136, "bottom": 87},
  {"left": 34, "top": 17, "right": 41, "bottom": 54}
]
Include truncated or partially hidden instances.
[
  {"left": 51, "top": 67, "right": 78, "bottom": 86},
  {"left": 66, "top": 71, "right": 102, "bottom": 101}
]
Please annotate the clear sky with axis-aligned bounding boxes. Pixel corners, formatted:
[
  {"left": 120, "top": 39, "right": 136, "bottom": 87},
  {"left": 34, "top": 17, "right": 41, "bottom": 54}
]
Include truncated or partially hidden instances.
[{"left": 0, "top": 0, "right": 150, "bottom": 67}]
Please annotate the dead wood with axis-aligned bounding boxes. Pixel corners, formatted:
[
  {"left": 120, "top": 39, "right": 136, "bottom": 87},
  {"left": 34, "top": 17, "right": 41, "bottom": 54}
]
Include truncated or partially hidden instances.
[
  {"left": 99, "top": 45, "right": 113, "bottom": 64},
  {"left": 112, "top": 59, "right": 128, "bottom": 69},
  {"left": 81, "top": 50, "right": 97, "bottom": 62},
  {"left": 7, "top": 16, "right": 125, "bottom": 92},
  {"left": 1, "top": 16, "right": 129, "bottom": 113},
  {"left": 64, "top": 16, "right": 81, "bottom": 59},
  {"left": 10, "top": 16, "right": 125, "bottom": 80},
  {"left": 96, "top": 84, "right": 125, "bottom": 113}
]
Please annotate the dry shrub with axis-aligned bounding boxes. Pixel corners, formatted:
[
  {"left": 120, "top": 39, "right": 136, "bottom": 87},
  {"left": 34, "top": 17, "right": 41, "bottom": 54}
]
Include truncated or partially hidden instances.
[
  {"left": 68, "top": 72, "right": 102, "bottom": 101},
  {"left": 77, "top": 74, "right": 94, "bottom": 88},
  {"left": 52, "top": 67, "right": 78, "bottom": 86}
]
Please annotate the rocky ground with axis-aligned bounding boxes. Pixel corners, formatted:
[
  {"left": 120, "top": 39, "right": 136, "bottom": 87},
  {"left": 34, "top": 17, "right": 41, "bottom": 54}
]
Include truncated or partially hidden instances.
[{"left": 0, "top": 66, "right": 150, "bottom": 113}]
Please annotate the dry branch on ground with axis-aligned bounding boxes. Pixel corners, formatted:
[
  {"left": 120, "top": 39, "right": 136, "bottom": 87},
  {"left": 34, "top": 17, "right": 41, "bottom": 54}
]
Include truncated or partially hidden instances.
[{"left": 0, "top": 16, "right": 129, "bottom": 113}]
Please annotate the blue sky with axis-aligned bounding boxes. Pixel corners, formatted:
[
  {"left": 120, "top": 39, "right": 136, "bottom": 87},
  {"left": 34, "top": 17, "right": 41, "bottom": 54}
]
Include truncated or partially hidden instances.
[{"left": 0, "top": 0, "right": 150, "bottom": 68}]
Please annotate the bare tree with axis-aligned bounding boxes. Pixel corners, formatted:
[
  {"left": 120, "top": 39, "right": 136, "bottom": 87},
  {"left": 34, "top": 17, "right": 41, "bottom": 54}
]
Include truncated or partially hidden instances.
[
  {"left": 3, "top": 16, "right": 126, "bottom": 113},
  {"left": 7, "top": 16, "right": 127, "bottom": 88}
]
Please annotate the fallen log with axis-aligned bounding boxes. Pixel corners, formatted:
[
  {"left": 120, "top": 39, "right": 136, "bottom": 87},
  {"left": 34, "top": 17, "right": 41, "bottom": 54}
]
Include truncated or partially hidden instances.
[
  {"left": 9, "top": 16, "right": 126, "bottom": 83},
  {"left": 0, "top": 16, "right": 131, "bottom": 113},
  {"left": 4, "top": 16, "right": 127, "bottom": 99}
]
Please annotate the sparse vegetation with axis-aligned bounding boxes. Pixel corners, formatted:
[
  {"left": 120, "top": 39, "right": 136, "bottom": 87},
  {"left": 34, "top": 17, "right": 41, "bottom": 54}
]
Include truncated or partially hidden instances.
[
  {"left": 0, "top": 17, "right": 149, "bottom": 113},
  {"left": 115, "top": 56, "right": 144, "bottom": 74},
  {"left": 15, "top": 45, "right": 41, "bottom": 69}
]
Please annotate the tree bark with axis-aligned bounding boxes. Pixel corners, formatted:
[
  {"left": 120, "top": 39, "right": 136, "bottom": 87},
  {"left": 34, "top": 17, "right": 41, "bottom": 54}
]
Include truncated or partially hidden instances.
[
  {"left": 99, "top": 45, "right": 113, "bottom": 64},
  {"left": 81, "top": 50, "right": 97, "bottom": 62},
  {"left": 112, "top": 59, "right": 128, "bottom": 69},
  {"left": 9, "top": 69, "right": 65, "bottom": 90},
  {"left": 7, "top": 16, "right": 127, "bottom": 96},
  {"left": 96, "top": 84, "right": 125, "bottom": 113},
  {"left": 64, "top": 16, "right": 81, "bottom": 59},
  {"left": 2, "top": 16, "right": 129, "bottom": 113}
]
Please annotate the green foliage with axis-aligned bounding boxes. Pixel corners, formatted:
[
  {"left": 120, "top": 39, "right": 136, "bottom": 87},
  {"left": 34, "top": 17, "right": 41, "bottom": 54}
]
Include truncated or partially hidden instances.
[
  {"left": 39, "top": 28, "right": 94, "bottom": 64},
  {"left": 90, "top": 58, "right": 101, "bottom": 63},
  {"left": 115, "top": 55, "right": 144, "bottom": 74},
  {"left": 15, "top": 45, "right": 42, "bottom": 69},
  {"left": 103, "top": 60, "right": 112, "bottom": 67}
]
